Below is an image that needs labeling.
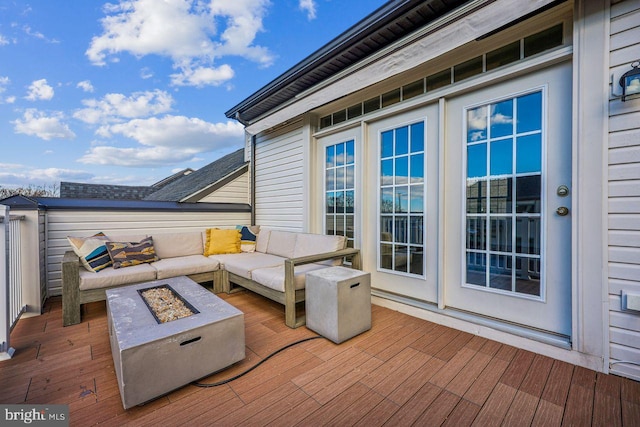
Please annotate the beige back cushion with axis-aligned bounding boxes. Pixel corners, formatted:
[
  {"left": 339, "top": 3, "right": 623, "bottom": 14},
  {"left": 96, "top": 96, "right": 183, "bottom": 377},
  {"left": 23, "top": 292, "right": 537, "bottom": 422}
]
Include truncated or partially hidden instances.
[
  {"left": 152, "top": 231, "right": 204, "bottom": 259},
  {"left": 266, "top": 230, "right": 297, "bottom": 258},
  {"left": 255, "top": 229, "right": 271, "bottom": 253},
  {"left": 293, "top": 233, "right": 346, "bottom": 265}
]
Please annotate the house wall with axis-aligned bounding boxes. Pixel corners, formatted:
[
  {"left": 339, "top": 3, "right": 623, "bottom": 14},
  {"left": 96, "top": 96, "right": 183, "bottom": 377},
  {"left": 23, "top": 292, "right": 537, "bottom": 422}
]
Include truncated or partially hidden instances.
[
  {"left": 608, "top": 0, "right": 640, "bottom": 381},
  {"left": 197, "top": 171, "right": 250, "bottom": 204},
  {"left": 254, "top": 120, "right": 306, "bottom": 231},
  {"left": 43, "top": 209, "right": 250, "bottom": 296}
]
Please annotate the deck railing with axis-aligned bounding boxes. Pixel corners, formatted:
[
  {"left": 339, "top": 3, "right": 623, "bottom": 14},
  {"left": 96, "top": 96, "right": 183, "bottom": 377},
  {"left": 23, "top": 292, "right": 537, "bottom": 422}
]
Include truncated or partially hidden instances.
[{"left": 1, "top": 205, "right": 25, "bottom": 360}]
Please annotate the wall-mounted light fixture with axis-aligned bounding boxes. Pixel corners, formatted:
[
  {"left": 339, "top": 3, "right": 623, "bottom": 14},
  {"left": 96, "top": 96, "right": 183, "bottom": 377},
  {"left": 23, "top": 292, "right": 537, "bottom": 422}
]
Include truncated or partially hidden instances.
[{"left": 619, "top": 61, "right": 640, "bottom": 102}]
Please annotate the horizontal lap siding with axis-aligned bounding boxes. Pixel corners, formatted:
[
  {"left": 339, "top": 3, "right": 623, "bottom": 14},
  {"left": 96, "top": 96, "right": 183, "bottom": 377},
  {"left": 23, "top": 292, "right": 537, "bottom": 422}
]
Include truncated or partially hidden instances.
[
  {"left": 45, "top": 210, "right": 251, "bottom": 296},
  {"left": 608, "top": 0, "right": 640, "bottom": 381},
  {"left": 198, "top": 172, "right": 250, "bottom": 204},
  {"left": 254, "top": 121, "right": 305, "bottom": 231}
]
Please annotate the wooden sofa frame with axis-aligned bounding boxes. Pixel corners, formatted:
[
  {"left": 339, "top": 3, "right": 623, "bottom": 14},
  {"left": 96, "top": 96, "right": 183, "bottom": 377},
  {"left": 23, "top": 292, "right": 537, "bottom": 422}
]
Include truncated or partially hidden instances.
[
  {"left": 61, "top": 250, "right": 224, "bottom": 327},
  {"left": 222, "top": 248, "right": 362, "bottom": 328}
]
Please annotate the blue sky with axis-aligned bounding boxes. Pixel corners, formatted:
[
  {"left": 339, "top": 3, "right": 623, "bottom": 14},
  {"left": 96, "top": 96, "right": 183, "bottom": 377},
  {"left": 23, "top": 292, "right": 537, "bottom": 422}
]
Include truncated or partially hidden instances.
[{"left": 0, "top": 0, "right": 387, "bottom": 189}]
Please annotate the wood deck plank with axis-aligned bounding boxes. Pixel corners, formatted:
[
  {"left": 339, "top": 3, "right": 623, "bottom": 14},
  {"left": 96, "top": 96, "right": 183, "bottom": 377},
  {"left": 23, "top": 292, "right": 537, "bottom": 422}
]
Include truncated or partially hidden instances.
[
  {"left": 442, "top": 398, "right": 481, "bottom": 427},
  {"left": 470, "top": 382, "right": 517, "bottom": 426},
  {"left": 540, "top": 359, "right": 574, "bottom": 407},
  {"left": 2, "top": 294, "right": 637, "bottom": 427},
  {"left": 353, "top": 398, "right": 400, "bottom": 427},
  {"left": 383, "top": 382, "right": 443, "bottom": 426},
  {"left": 386, "top": 356, "right": 445, "bottom": 405}
]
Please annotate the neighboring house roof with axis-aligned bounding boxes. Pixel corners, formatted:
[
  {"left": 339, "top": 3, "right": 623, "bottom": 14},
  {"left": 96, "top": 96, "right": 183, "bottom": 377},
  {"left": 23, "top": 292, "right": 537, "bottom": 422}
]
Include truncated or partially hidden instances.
[
  {"left": 59, "top": 182, "right": 159, "bottom": 200},
  {"left": 225, "top": 0, "right": 469, "bottom": 123},
  {"left": 60, "top": 168, "right": 194, "bottom": 200},
  {"left": 151, "top": 168, "right": 194, "bottom": 188},
  {"left": 144, "top": 148, "right": 248, "bottom": 202}
]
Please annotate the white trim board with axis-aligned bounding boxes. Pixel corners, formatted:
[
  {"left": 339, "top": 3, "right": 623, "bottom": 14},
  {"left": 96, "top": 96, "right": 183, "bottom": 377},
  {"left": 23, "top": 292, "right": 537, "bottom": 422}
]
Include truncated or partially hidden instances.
[{"left": 246, "top": 0, "right": 559, "bottom": 135}]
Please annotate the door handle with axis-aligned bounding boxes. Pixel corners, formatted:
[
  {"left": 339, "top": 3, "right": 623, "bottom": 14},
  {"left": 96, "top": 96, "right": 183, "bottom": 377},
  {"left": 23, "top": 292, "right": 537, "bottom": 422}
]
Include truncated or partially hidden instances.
[{"left": 556, "top": 206, "right": 569, "bottom": 216}]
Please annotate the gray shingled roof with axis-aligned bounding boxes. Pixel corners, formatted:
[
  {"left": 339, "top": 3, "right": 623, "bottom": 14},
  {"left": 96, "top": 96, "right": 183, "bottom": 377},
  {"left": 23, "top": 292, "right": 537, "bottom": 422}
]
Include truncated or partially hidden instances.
[
  {"left": 144, "top": 148, "right": 247, "bottom": 202},
  {"left": 60, "top": 168, "right": 194, "bottom": 200},
  {"left": 59, "top": 182, "right": 159, "bottom": 200}
]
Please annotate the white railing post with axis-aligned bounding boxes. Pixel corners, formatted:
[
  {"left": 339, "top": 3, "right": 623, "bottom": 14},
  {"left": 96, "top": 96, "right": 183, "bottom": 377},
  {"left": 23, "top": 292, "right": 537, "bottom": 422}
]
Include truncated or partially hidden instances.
[{"left": 0, "top": 204, "right": 15, "bottom": 360}]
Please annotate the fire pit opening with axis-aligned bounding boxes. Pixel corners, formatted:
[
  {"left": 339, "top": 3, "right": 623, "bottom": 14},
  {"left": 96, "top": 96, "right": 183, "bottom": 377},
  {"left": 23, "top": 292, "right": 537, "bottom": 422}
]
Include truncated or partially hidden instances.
[{"left": 138, "top": 284, "right": 200, "bottom": 324}]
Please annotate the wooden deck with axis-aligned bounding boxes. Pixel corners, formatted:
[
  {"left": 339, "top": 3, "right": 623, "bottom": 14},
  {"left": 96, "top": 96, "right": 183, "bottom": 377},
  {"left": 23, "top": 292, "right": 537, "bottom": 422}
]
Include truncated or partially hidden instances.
[{"left": 2, "top": 291, "right": 639, "bottom": 426}]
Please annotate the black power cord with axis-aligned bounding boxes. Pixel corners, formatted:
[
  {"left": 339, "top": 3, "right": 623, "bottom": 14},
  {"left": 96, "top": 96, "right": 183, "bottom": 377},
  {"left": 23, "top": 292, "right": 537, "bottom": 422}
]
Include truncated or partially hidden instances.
[{"left": 192, "top": 335, "right": 326, "bottom": 387}]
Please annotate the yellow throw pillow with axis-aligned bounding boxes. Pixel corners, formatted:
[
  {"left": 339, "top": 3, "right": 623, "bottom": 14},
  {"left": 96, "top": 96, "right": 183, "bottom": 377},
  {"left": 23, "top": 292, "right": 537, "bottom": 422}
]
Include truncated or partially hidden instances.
[{"left": 204, "top": 228, "right": 241, "bottom": 255}]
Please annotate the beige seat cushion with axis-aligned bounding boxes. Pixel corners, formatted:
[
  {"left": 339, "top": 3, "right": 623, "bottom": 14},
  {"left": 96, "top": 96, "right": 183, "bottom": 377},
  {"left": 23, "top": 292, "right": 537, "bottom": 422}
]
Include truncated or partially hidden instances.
[
  {"left": 211, "top": 252, "right": 284, "bottom": 279},
  {"left": 251, "top": 264, "right": 328, "bottom": 292},
  {"left": 152, "top": 232, "right": 204, "bottom": 259},
  {"left": 266, "top": 230, "right": 297, "bottom": 258},
  {"left": 79, "top": 264, "right": 156, "bottom": 291},
  {"left": 293, "top": 233, "right": 346, "bottom": 266},
  {"left": 152, "top": 255, "right": 219, "bottom": 280}
]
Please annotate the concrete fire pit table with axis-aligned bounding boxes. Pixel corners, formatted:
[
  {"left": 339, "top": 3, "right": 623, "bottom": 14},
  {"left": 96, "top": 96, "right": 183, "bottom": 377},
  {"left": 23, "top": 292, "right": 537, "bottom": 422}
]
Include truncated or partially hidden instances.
[{"left": 106, "top": 276, "right": 245, "bottom": 409}]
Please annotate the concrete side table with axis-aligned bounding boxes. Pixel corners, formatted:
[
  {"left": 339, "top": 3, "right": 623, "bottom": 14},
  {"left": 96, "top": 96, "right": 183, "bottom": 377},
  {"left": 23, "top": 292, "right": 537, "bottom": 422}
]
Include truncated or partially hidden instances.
[{"left": 305, "top": 266, "right": 371, "bottom": 343}]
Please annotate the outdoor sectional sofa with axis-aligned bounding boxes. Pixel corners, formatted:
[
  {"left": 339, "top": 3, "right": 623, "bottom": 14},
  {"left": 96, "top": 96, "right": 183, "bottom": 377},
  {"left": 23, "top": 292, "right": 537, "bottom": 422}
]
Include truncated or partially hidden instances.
[{"left": 62, "top": 229, "right": 361, "bottom": 328}]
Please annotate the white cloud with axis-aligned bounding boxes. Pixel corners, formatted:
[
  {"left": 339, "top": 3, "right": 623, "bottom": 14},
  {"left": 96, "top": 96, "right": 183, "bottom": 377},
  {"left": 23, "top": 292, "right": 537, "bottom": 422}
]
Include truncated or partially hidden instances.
[
  {"left": 299, "top": 0, "right": 317, "bottom": 20},
  {"left": 0, "top": 76, "right": 11, "bottom": 103},
  {"left": 22, "top": 25, "right": 59, "bottom": 44},
  {"left": 140, "top": 67, "right": 154, "bottom": 79},
  {"left": 73, "top": 89, "right": 174, "bottom": 124},
  {"left": 0, "top": 165, "right": 92, "bottom": 188},
  {"left": 0, "top": 34, "right": 9, "bottom": 45},
  {"left": 12, "top": 109, "right": 76, "bottom": 140},
  {"left": 79, "top": 116, "right": 244, "bottom": 167},
  {"left": 25, "top": 79, "right": 54, "bottom": 101},
  {"left": 86, "top": 0, "right": 273, "bottom": 87},
  {"left": 170, "top": 64, "right": 234, "bottom": 87},
  {"left": 77, "top": 80, "right": 94, "bottom": 93}
]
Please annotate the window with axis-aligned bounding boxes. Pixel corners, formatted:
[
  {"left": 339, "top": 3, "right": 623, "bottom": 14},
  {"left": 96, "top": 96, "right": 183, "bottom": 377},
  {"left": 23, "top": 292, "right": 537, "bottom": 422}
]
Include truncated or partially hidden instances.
[
  {"left": 325, "top": 140, "right": 355, "bottom": 247},
  {"left": 379, "top": 121, "right": 425, "bottom": 276},
  {"left": 465, "top": 91, "right": 543, "bottom": 297}
]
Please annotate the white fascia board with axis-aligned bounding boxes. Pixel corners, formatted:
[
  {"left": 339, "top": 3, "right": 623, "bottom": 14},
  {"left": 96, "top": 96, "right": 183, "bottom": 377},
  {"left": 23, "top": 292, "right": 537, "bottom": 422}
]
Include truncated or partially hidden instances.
[{"left": 246, "top": 0, "right": 558, "bottom": 135}]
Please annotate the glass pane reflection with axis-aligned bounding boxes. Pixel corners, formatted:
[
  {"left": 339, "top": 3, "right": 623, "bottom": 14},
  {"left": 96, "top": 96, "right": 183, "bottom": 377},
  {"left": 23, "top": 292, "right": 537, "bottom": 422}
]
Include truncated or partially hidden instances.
[
  {"left": 516, "top": 91, "right": 542, "bottom": 133},
  {"left": 490, "top": 217, "right": 512, "bottom": 252},
  {"left": 515, "top": 175, "right": 541, "bottom": 213},
  {"left": 466, "top": 252, "right": 486, "bottom": 286},
  {"left": 396, "top": 126, "right": 409, "bottom": 155},
  {"left": 410, "top": 216, "right": 423, "bottom": 245},
  {"left": 381, "top": 130, "right": 393, "bottom": 158},
  {"left": 410, "top": 246, "right": 424, "bottom": 276},
  {"left": 489, "top": 178, "right": 512, "bottom": 214},
  {"left": 466, "top": 217, "right": 486, "bottom": 250},
  {"left": 467, "top": 107, "right": 487, "bottom": 142},
  {"left": 380, "top": 188, "right": 393, "bottom": 214},
  {"left": 395, "top": 217, "right": 408, "bottom": 243},
  {"left": 467, "top": 143, "right": 487, "bottom": 178},
  {"left": 489, "top": 254, "right": 512, "bottom": 291},
  {"left": 514, "top": 257, "right": 541, "bottom": 296},
  {"left": 516, "top": 217, "right": 540, "bottom": 255},
  {"left": 394, "top": 246, "right": 408, "bottom": 273},
  {"left": 467, "top": 180, "right": 487, "bottom": 214},
  {"left": 395, "top": 186, "right": 408, "bottom": 213},
  {"left": 490, "top": 99, "right": 513, "bottom": 138},
  {"left": 516, "top": 134, "right": 541, "bottom": 173},
  {"left": 395, "top": 157, "right": 408, "bottom": 185},
  {"left": 490, "top": 139, "right": 513, "bottom": 176}
]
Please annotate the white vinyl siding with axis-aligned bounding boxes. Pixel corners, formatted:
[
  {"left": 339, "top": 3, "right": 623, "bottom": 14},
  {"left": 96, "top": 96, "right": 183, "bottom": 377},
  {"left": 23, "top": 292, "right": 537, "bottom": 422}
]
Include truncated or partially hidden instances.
[
  {"left": 197, "top": 172, "right": 250, "bottom": 204},
  {"left": 254, "top": 121, "right": 305, "bottom": 231},
  {"left": 43, "top": 210, "right": 250, "bottom": 296},
  {"left": 608, "top": 0, "right": 640, "bottom": 381}
]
